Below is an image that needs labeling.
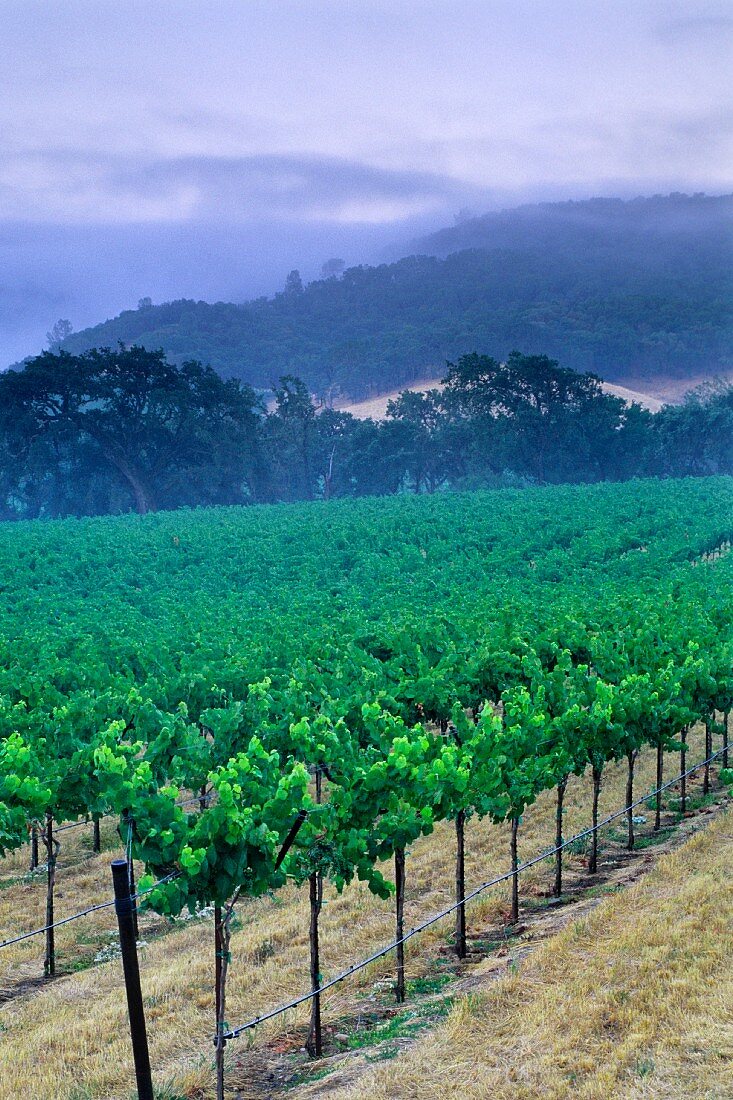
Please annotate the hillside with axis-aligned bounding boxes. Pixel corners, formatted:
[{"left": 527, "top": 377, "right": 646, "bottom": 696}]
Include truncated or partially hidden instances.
[
  {"left": 0, "top": 727, "right": 728, "bottom": 1100},
  {"left": 336, "top": 378, "right": 665, "bottom": 419},
  {"left": 326, "top": 804, "right": 733, "bottom": 1100},
  {"left": 0, "top": 479, "right": 731, "bottom": 1098},
  {"left": 25, "top": 193, "right": 733, "bottom": 400}
]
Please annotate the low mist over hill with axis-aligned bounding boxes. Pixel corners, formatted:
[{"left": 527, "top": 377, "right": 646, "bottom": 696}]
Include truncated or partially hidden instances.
[
  {"left": 23, "top": 193, "right": 732, "bottom": 400},
  {"left": 406, "top": 191, "right": 732, "bottom": 258}
]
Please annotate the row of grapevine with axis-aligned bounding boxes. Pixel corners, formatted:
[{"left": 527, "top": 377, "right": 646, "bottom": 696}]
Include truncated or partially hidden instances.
[{"left": 0, "top": 477, "right": 731, "bottom": 1096}]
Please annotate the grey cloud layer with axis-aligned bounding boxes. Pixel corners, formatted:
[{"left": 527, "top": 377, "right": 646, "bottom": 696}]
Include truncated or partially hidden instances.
[{"left": 0, "top": 152, "right": 484, "bottom": 225}]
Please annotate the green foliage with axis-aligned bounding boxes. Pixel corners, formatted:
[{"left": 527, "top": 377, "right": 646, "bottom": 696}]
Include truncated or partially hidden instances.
[{"left": 0, "top": 476, "right": 731, "bottom": 918}]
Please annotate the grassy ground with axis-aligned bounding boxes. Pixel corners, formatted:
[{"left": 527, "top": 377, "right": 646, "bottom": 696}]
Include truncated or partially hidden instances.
[
  {"left": 336, "top": 379, "right": 664, "bottom": 419},
  {"left": 327, "top": 795, "right": 733, "bottom": 1100},
  {"left": 0, "top": 722, "right": 728, "bottom": 1099}
]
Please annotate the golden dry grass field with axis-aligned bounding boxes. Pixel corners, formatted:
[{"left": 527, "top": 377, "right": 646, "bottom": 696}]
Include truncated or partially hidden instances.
[
  {"left": 335, "top": 379, "right": 665, "bottom": 419},
  {"left": 329, "top": 791, "right": 733, "bottom": 1100},
  {"left": 0, "top": 722, "right": 729, "bottom": 1099}
]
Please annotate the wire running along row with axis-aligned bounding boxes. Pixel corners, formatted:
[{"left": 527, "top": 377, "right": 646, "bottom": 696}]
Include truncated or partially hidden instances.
[
  {"left": 0, "top": 746, "right": 726, "bottom": 1021},
  {"left": 0, "top": 871, "right": 179, "bottom": 951},
  {"left": 220, "top": 743, "right": 730, "bottom": 1040}
]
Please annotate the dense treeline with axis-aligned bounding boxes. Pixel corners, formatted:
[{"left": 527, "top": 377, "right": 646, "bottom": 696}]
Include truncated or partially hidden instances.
[
  {"left": 27, "top": 194, "right": 733, "bottom": 397},
  {"left": 1, "top": 345, "right": 732, "bottom": 519}
]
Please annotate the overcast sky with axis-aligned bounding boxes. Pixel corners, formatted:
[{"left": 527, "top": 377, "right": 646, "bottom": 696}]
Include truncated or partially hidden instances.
[{"left": 1, "top": 0, "right": 731, "bottom": 362}]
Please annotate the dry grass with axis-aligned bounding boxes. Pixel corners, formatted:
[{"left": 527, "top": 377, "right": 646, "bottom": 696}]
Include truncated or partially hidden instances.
[
  {"left": 335, "top": 379, "right": 665, "bottom": 420},
  {"left": 0, "top": 723, "right": 727, "bottom": 1099},
  {"left": 331, "top": 800, "right": 733, "bottom": 1100}
]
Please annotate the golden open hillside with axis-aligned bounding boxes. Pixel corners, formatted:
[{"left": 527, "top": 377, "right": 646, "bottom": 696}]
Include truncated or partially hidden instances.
[{"left": 335, "top": 378, "right": 665, "bottom": 420}]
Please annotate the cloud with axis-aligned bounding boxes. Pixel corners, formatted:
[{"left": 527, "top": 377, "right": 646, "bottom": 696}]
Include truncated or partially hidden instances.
[
  {"left": 0, "top": 151, "right": 481, "bottom": 226},
  {"left": 657, "top": 13, "right": 733, "bottom": 41}
]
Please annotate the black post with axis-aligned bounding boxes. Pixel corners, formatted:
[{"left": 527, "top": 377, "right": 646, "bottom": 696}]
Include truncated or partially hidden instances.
[
  {"left": 111, "top": 859, "right": 154, "bottom": 1100},
  {"left": 93, "top": 816, "right": 102, "bottom": 854}
]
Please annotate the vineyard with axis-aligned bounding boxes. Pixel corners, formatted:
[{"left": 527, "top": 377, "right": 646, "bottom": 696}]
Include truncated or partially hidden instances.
[{"left": 0, "top": 477, "right": 732, "bottom": 1099}]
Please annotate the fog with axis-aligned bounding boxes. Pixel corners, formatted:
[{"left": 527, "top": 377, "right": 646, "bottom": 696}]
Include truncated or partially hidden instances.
[{"left": 1, "top": 0, "right": 731, "bottom": 365}]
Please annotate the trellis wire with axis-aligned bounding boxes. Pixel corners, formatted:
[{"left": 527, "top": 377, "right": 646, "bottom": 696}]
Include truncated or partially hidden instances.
[
  {"left": 23, "top": 789, "right": 216, "bottom": 846},
  {"left": 221, "top": 742, "right": 729, "bottom": 1040},
  {"left": 0, "top": 871, "right": 179, "bottom": 951}
]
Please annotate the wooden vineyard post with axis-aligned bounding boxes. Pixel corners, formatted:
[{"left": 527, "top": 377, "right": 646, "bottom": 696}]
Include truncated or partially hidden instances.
[
  {"left": 654, "top": 742, "right": 664, "bottom": 831},
  {"left": 213, "top": 889, "right": 241, "bottom": 1100},
  {"left": 43, "top": 812, "right": 59, "bottom": 978},
  {"left": 626, "top": 750, "right": 638, "bottom": 851},
  {"left": 554, "top": 777, "right": 567, "bottom": 897},
  {"left": 724, "top": 712, "right": 730, "bottom": 771},
  {"left": 704, "top": 718, "right": 712, "bottom": 795},
  {"left": 509, "top": 817, "right": 519, "bottom": 924},
  {"left": 588, "top": 767, "right": 602, "bottom": 875},
  {"left": 305, "top": 872, "right": 323, "bottom": 1057},
  {"left": 214, "top": 903, "right": 230, "bottom": 1100},
  {"left": 455, "top": 810, "right": 467, "bottom": 958},
  {"left": 680, "top": 725, "right": 688, "bottom": 814},
  {"left": 395, "top": 847, "right": 406, "bottom": 1001},
  {"left": 111, "top": 859, "right": 154, "bottom": 1100},
  {"left": 93, "top": 815, "right": 101, "bottom": 854},
  {"left": 306, "top": 767, "right": 323, "bottom": 1058}
]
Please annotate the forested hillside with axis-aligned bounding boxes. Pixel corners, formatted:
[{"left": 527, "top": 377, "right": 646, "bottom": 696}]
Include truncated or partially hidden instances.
[{"left": 28, "top": 194, "right": 732, "bottom": 400}]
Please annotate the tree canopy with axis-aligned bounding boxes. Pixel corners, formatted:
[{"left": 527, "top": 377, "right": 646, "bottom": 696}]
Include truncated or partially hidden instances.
[{"left": 0, "top": 344, "right": 731, "bottom": 520}]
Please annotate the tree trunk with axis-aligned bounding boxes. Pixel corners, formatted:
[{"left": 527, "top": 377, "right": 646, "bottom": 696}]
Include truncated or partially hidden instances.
[
  {"left": 395, "top": 847, "right": 406, "bottom": 1001},
  {"left": 724, "top": 711, "right": 730, "bottom": 771},
  {"left": 680, "top": 725, "right": 688, "bottom": 814},
  {"left": 93, "top": 815, "right": 101, "bottom": 854},
  {"left": 509, "top": 817, "right": 519, "bottom": 924},
  {"left": 654, "top": 742, "right": 663, "bottom": 831},
  {"left": 455, "top": 810, "right": 467, "bottom": 958},
  {"left": 105, "top": 451, "right": 156, "bottom": 514},
  {"left": 43, "top": 813, "right": 59, "bottom": 978},
  {"left": 703, "top": 717, "right": 712, "bottom": 794},
  {"left": 127, "top": 842, "right": 139, "bottom": 941},
  {"left": 626, "top": 750, "right": 638, "bottom": 851},
  {"left": 305, "top": 871, "right": 323, "bottom": 1057},
  {"left": 554, "top": 776, "right": 567, "bottom": 896},
  {"left": 214, "top": 905, "right": 225, "bottom": 1100},
  {"left": 214, "top": 900, "right": 235, "bottom": 1100},
  {"left": 30, "top": 820, "right": 39, "bottom": 871},
  {"left": 589, "top": 766, "right": 602, "bottom": 875}
]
